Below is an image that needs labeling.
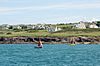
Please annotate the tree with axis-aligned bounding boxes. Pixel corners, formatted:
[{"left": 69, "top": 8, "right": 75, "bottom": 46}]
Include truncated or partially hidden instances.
[
  {"left": 96, "top": 21, "right": 100, "bottom": 27},
  {"left": 20, "top": 25, "right": 27, "bottom": 29},
  {"left": 8, "top": 26, "right": 13, "bottom": 29}
]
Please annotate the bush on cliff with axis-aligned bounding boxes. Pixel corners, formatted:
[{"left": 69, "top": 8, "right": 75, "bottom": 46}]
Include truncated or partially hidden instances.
[
  {"left": 57, "top": 28, "right": 100, "bottom": 33},
  {"left": 27, "top": 30, "right": 39, "bottom": 33},
  {"left": 0, "top": 32, "right": 4, "bottom": 34},
  {"left": 6, "top": 32, "right": 12, "bottom": 35}
]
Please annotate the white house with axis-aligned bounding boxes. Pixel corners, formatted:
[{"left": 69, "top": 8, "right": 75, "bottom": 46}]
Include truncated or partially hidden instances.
[
  {"left": 13, "top": 25, "right": 22, "bottom": 29},
  {"left": 89, "top": 24, "right": 98, "bottom": 28},
  {"left": 75, "top": 22, "right": 86, "bottom": 29},
  {"left": 1, "top": 24, "right": 10, "bottom": 29},
  {"left": 17, "top": 26, "right": 22, "bottom": 29},
  {"left": 27, "top": 25, "right": 34, "bottom": 29},
  {"left": 47, "top": 26, "right": 61, "bottom": 32}
]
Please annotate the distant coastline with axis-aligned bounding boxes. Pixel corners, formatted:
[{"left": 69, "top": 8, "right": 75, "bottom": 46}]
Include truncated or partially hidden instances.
[
  {"left": 0, "top": 36, "right": 100, "bottom": 44},
  {"left": 0, "top": 23, "right": 100, "bottom": 44}
]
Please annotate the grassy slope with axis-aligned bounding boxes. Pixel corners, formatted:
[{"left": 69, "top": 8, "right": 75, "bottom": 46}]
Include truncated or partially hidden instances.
[{"left": 0, "top": 30, "right": 100, "bottom": 37}]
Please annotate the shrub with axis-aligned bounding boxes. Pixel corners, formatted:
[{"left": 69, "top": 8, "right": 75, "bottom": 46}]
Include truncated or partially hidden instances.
[
  {"left": 0, "top": 32, "right": 4, "bottom": 34},
  {"left": 13, "top": 28, "right": 22, "bottom": 32},
  {"left": 6, "top": 32, "right": 12, "bottom": 35},
  {"left": 24, "top": 29, "right": 39, "bottom": 33}
]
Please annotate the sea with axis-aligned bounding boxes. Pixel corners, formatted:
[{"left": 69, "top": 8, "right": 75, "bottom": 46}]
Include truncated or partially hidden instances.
[{"left": 0, "top": 44, "right": 100, "bottom": 66}]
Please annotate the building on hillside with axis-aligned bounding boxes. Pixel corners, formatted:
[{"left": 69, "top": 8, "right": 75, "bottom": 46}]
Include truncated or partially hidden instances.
[
  {"left": 47, "top": 26, "right": 61, "bottom": 32},
  {"left": 1, "top": 24, "right": 10, "bottom": 29},
  {"left": 89, "top": 23, "right": 98, "bottom": 28},
  {"left": 13, "top": 25, "right": 22, "bottom": 29},
  {"left": 27, "top": 25, "right": 35, "bottom": 29},
  {"left": 17, "top": 26, "right": 22, "bottom": 29},
  {"left": 74, "top": 21, "right": 86, "bottom": 29}
]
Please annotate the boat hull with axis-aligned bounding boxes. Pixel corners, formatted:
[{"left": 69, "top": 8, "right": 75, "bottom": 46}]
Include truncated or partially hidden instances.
[{"left": 34, "top": 46, "right": 43, "bottom": 48}]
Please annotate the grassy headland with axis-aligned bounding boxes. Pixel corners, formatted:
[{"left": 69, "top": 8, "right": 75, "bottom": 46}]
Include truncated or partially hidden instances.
[
  {"left": 0, "top": 28, "right": 100, "bottom": 37},
  {"left": 0, "top": 24, "right": 100, "bottom": 44}
]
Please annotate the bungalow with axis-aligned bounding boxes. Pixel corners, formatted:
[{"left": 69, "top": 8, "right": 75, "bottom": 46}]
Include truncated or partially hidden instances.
[
  {"left": 27, "top": 25, "right": 35, "bottom": 29},
  {"left": 74, "top": 22, "right": 86, "bottom": 29},
  {"left": 47, "top": 26, "right": 61, "bottom": 32},
  {"left": 13, "top": 25, "right": 22, "bottom": 29},
  {"left": 89, "top": 23, "right": 98, "bottom": 28},
  {"left": 17, "top": 26, "right": 22, "bottom": 29},
  {"left": 34, "top": 24, "right": 45, "bottom": 30},
  {"left": 1, "top": 24, "right": 10, "bottom": 29},
  {"left": 27, "top": 24, "right": 46, "bottom": 30}
]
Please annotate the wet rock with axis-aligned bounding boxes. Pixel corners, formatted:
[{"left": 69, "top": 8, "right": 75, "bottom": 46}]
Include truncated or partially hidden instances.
[
  {"left": 26, "top": 37, "right": 34, "bottom": 42},
  {"left": 0, "top": 37, "right": 5, "bottom": 41},
  {"left": 0, "top": 36, "right": 100, "bottom": 44}
]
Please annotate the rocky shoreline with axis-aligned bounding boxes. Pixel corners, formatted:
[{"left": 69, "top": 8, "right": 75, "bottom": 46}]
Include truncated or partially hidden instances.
[{"left": 0, "top": 36, "right": 100, "bottom": 44}]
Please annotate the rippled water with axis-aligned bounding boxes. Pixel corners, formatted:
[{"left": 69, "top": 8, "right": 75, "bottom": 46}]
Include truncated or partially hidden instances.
[{"left": 0, "top": 44, "right": 100, "bottom": 66}]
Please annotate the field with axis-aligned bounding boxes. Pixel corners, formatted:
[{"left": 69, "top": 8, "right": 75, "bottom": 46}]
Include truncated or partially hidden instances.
[{"left": 0, "top": 28, "right": 100, "bottom": 37}]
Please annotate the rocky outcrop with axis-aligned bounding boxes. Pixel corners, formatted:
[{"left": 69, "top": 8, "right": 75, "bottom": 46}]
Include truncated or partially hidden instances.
[{"left": 0, "top": 36, "right": 100, "bottom": 44}]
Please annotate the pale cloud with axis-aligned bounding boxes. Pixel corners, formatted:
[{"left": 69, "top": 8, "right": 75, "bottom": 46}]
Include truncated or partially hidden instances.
[
  {"left": 48, "top": 15, "right": 100, "bottom": 23},
  {"left": 48, "top": 2, "right": 100, "bottom": 9},
  {"left": 0, "top": 0, "right": 11, "bottom": 2},
  {"left": 0, "top": 2, "right": 100, "bottom": 14}
]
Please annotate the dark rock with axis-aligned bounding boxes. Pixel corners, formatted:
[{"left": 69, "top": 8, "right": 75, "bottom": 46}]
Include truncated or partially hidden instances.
[
  {"left": 0, "top": 36, "right": 100, "bottom": 44},
  {"left": 26, "top": 37, "right": 34, "bottom": 42},
  {"left": 0, "top": 37, "right": 5, "bottom": 41}
]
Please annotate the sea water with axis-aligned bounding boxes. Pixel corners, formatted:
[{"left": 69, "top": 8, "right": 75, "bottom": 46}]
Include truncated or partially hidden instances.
[{"left": 0, "top": 44, "right": 100, "bottom": 66}]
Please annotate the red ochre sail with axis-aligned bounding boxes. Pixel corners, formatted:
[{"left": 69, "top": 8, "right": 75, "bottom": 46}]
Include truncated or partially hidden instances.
[
  {"left": 37, "top": 38, "right": 43, "bottom": 48},
  {"left": 34, "top": 38, "right": 43, "bottom": 48},
  {"left": 38, "top": 40, "right": 43, "bottom": 47}
]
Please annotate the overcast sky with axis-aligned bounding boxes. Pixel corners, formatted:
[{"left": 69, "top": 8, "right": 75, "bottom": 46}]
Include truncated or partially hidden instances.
[{"left": 0, "top": 0, "right": 100, "bottom": 24}]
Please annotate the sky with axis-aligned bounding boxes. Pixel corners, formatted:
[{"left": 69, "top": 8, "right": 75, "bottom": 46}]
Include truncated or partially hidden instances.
[{"left": 0, "top": 0, "right": 100, "bottom": 24}]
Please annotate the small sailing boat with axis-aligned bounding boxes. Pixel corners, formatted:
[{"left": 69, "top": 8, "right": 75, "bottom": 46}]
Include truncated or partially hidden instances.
[
  {"left": 34, "top": 38, "right": 43, "bottom": 48},
  {"left": 69, "top": 37, "right": 76, "bottom": 46}
]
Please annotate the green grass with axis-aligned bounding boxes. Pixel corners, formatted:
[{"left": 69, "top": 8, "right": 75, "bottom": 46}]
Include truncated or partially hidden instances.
[
  {"left": 57, "top": 24, "right": 73, "bottom": 29},
  {"left": 0, "top": 28, "right": 100, "bottom": 37},
  {"left": 0, "top": 30, "right": 100, "bottom": 37}
]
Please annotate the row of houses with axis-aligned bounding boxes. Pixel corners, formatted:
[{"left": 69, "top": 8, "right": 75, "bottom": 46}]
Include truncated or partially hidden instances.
[
  {"left": 0, "top": 24, "right": 62, "bottom": 32},
  {"left": 0, "top": 21, "right": 99, "bottom": 33},
  {"left": 0, "top": 24, "right": 46, "bottom": 30}
]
